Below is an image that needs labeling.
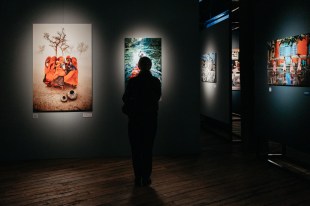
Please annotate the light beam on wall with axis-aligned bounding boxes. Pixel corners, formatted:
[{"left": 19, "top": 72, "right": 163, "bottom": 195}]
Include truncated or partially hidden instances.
[{"left": 204, "top": 10, "right": 229, "bottom": 28}]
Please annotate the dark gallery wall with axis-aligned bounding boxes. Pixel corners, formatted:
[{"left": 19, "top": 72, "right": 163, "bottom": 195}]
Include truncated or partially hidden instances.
[
  {"left": 253, "top": 0, "right": 310, "bottom": 153},
  {"left": 200, "top": 19, "right": 231, "bottom": 126},
  {"left": 0, "top": 0, "right": 201, "bottom": 160},
  {"left": 232, "top": 29, "right": 239, "bottom": 49},
  {"left": 232, "top": 91, "right": 241, "bottom": 114}
]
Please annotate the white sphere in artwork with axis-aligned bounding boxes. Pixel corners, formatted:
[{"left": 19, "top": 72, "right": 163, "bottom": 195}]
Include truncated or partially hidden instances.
[
  {"left": 67, "top": 90, "right": 77, "bottom": 100},
  {"left": 61, "top": 95, "right": 68, "bottom": 102}
]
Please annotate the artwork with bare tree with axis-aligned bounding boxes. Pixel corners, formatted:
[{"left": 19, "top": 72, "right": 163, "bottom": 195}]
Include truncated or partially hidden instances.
[{"left": 33, "top": 24, "right": 92, "bottom": 112}]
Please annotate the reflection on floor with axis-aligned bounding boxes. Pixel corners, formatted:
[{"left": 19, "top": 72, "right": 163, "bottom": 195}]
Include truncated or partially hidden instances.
[
  {"left": 268, "top": 140, "right": 310, "bottom": 181},
  {"left": 232, "top": 113, "right": 241, "bottom": 142}
]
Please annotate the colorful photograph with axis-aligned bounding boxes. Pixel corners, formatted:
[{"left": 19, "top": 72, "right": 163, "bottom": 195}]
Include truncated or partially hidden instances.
[
  {"left": 201, "top": 52, "right": 216, "bottom": 83},
  {"left": 232, "top": 48, "right": 240, "bottom": 90},
  {"left": 33, "top": 24, "right": 92, "bottom": 112},
  {"left": 124, "top": 38, "right": 162, "bottom": 86},
  {"left": 267, "top": 33, "right": 310, "bottom": 86}
]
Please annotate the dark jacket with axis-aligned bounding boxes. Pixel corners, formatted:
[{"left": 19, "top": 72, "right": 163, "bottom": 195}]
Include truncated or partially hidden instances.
[{"left": 122, "top": 71, "right": 161, "bottom": 117}]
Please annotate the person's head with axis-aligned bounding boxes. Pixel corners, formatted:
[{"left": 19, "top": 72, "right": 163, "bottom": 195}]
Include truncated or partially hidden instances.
[
  {"left": 58, "top": 56, "right": 64, "bottom": 63},
  {"left": 66, "top": 56, "right": 71, "bottom": 62},
  {"left": 138, "top": 56, "right": 152, "bottom": 71},
  {"left": 45, "top": 56, "right": 51, "bottom": 64},
  {"left": 71, "top": 57, "right": 78, "bottom": 68}
]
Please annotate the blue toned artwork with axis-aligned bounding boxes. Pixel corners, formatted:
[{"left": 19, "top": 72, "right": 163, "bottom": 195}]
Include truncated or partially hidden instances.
[
  {"left": 124, "top": 38, "right": 162, "bottom": 86},
  {"left": 201, "top": 52, "right": 217, "bottom": 83}
]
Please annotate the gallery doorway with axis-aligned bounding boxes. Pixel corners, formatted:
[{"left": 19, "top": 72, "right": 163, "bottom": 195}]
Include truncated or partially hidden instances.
[{"left": 231, "top": 0, "right": 242, "bottom": 142}]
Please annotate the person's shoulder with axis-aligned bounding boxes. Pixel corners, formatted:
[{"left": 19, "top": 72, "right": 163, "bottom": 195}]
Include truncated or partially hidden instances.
[
  {"left": 151, "top": 75, "right": 160, "bottom": 81},
  {"left": 126, "top": 77, "right": 137, "bottom": 88},
  {"left": 151, "top": 76, "right": 161, "bottom": 85},
  {"left": 128, "top": 76, "right": 139, "bottom": 83}
]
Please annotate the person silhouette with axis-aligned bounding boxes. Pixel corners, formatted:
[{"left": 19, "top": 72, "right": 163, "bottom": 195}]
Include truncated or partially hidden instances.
[{"left": 122, "top": 56, "right": 161, "bottom": 187}]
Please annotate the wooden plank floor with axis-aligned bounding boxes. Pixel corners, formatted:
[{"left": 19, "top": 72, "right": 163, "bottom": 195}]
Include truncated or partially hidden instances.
[
  {"left": 232, "top": 113, "right": 241, "bottom": 141},
  {"left": 1, "top": 128, "right": 310, "bottom": 205}
]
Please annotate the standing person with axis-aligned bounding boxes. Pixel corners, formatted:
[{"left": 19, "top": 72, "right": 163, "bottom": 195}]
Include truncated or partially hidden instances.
[
  {"left": 297, "top": 55, "right": 302, "bottom": 72},
  {"left": 64, "top": 56, "right": 78, "bottom": 88},
  {"left": 122, "top": 56, "right": 161, "bottom": 187},
  {"left": 282, "top": 57, "right": 287, "bottom": 72},
  {"left": 52, "top": 57, "right": 66, "bottom": 89}
]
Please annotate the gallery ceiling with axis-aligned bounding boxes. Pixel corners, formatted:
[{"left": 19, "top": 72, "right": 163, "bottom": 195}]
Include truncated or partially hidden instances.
[{"left": 199, "top": 0, "right": 239, "bottom": 31}]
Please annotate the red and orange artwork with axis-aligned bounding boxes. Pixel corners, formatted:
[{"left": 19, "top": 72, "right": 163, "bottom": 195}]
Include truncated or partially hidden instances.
[
  {"left": 267, "top": 33, "right": 310, "bottom": 87},
  {"left": 33, "top": 24, "right": 92, "bottom": 112}
]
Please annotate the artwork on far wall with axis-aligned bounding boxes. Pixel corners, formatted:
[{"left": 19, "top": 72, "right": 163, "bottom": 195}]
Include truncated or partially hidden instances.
[
  {"left": 201, "top": 52, "right": 217, "bottom": 83},
  {"left": 33, "top": 24, "right": 92, "bottom": 112},
  {"left": 267, "top": 33, "right": 310, "bottom": 87},
  {"left": 232, "top": 48, "right": 240, "bottom": 90},
  {"left": 124, "top": 38, "right": 162, "bottom": 86}
]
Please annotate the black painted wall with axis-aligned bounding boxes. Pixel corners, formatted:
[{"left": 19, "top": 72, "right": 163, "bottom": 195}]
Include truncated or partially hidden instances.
[
  {"left": 253, "top": 0, "right": 310, "bottom": 153},
  {"left": 0, "top": 0, "right": 201, "bottom": 160}
]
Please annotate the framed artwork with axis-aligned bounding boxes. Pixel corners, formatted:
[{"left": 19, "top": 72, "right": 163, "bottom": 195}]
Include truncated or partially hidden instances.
[
  {"left": 232, "top": 48, "right": 240, "bottom": 90},
  {"left": 267, "top": 33, "right": 310, "bottom": 87},
  {"left": 33, "top": 24, "right": 92, "bottom": 112},
  {"left": 201, "top": 52, "right": 216, "bottom": 83},
  {"left": 124, "top": 38, "right": 162, "bottom": 86},
  {"left": 232, "top": 49, "right": 239, "bottom": 60}
]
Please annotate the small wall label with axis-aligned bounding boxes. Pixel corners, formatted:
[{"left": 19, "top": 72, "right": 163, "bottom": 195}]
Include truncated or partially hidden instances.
[
  {"left": 304, "top": 91, "right": 310, "bottom": 96},
  {"left": 83, "top": 113, "right": 93, "bottom": 118}
]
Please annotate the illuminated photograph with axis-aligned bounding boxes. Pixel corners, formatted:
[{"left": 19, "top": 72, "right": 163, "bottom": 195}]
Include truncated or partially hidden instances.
[
  {"left": 124, "top": 38, "right": 162, "bottom": 86},
  {"left": 33, "top": 24, "right": 92, "bottom": 112},
  {"left": 232, "top": 48, "right": 240, "bottom": 90},
  {"left": 201, "top": 52, "right": 216, "bottom": 83},
  {"left": 267, "top": 33, "right": 310, "bottom": 86}
]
